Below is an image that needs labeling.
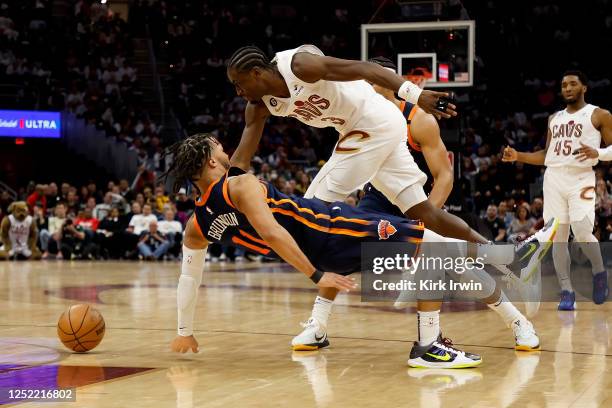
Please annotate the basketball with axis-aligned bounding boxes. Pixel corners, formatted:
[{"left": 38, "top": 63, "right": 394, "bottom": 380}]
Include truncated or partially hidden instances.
[{"left": 57, "top": 304, "right": 105, "bottom": 353}]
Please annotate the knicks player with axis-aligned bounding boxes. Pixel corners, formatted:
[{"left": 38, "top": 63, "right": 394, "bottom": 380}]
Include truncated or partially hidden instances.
[
  {"left": 166, "top": 133, "right": 556, "bottom": 368},
  {"left": 292, "top": 57, "right": 543, "bottom": 361},
  {"left": 503, "top": 70, "right": 612, "bottom": 310}
]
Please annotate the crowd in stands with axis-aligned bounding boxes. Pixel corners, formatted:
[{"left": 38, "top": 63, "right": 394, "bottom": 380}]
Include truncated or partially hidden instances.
[
  {"left": 1, "top": 0, "right": 163, "bottom": 172},
  {"left": 0, "top": 1, "right": 611, "bottom": 262}
]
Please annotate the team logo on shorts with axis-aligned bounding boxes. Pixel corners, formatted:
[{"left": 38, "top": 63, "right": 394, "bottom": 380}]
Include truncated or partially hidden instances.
[{"left": 377, "top": 220, "right": 397, "bottom": 240}]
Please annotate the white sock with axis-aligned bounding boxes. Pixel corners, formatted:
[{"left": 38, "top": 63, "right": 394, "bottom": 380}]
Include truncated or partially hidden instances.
[
  {"left": 417, "top": 310, "right": 440, "bottom": 346},
  {"left": 311, "top": 296, "right": 333, "bottom": 327},
  {"left": 477, "top": 243, "right": 514, "bottom": 265},
  {"left": 487, "top": 291, "right": 523, "bottom": 327}
]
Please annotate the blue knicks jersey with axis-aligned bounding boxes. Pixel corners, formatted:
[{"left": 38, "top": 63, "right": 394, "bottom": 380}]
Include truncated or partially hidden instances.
[{"left": 193, "top": 167, "right": 424, "bottom": 273}]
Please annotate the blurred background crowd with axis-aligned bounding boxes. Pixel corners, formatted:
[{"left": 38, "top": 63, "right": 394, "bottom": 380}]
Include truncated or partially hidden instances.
[{"left": 0, "top": 0, "right": 610, "bottom": 262}]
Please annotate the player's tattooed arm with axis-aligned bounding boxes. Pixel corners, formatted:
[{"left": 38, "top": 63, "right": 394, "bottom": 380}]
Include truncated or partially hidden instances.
[
  {"left": 231, "top": 102, "right": 270, "bottom": 172},
  {"left": 575, "top": 108, "right": 612, "bottom": 161},
  {"left": 290, "top": 52, "right": 457, "bottom": 118},
  {"left": 411, "top": 110, "right": 453, "bottom": 208},
  {"left": 502, "top": 115, "right": 551, "bottom": 165},
  {"left": 229, "top": 174, "right": 356, "bottom": 291}
]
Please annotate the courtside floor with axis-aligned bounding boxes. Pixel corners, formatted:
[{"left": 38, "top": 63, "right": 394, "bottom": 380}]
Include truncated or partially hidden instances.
[{"left": 1, "top": 261, "right": 611, "bottom": 407}]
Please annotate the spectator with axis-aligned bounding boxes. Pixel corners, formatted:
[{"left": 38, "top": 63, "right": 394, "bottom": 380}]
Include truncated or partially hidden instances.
[
  {"left": 127, "top": 203, "right": 157, "bottom": 235},
  {"left": 482, "top": 204, "right": 507, "bottom": 242},
  {"left": 96, "top": 207, "right": 125, "bottom": 259},
  {"left": 94, "top": 192, "right": 114, "bottom": 220},
  {"left": 175, "top": 187, "right": 195, "bottom": 224},
  {"left": 158, "top": 209, "right": 183, "bottom": 258},
  {"left": 154, "top": 185, "right": 170, "bottom": 213},
  {"left": 497, "top": 200, "right": 514, "bottom": 230},
  {"left": 75, "top": 209, "right": 100, "bottom": 235},
  {"left": 40, "top": 202, "right": 67, "bottom": 259},
  {"left": 507, "top": 204, "right": 536, "bottom": 244},
  {"left": 118, "top": 179, "right": 135, "bottom": 202},
  {"left": 137, "top": 221, "right": 171, "bottom": 260},
  {"left": 26, "top": 184, "right": 47, "bottom": 215}
]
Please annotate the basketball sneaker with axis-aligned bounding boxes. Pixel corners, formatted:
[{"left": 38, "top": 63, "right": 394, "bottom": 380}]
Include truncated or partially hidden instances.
[
  {"left": 558, "top": 290, "right": 576, "bottom": 311},
  {"left": 592, "top": 271, "right": 609, "bottom": 305},
  {"left": 291, "top": 317, "right": 329, "bottom": 351},
  {"left": 512, "top": 318, "right": 540, "bottom": 351},
  {"left": 515, "top": 218, "right": 559, "bottom": 282},
  {"left": 407, "top": 335, "right": 482, "bottom": 368}
]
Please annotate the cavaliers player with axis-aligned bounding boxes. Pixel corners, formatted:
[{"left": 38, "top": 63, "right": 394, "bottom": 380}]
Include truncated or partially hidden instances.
[
  {"left": 503, "top": 70, "right": 612, "bottom": 310},
  {"left": 292, "top": 57, "right": 543, "bottom": 362},
  {"left": 227, "top": 44, "right": 500, "bottom": 248},
  {"left": 166, "top": 133, "right": 557, "bottom": 367}
]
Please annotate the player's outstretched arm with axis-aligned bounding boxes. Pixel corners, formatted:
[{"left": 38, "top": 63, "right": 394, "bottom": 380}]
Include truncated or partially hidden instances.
[
  {"left": 230, "top": 102, "right": 270, "bottom": 171},
  {"left": 290, "top": 52, "right": 457, "bottom": 118},
  {"left": 502, "top": 115, "right": 552, "bottom": 166},
  {"left": 412, "top": 110, "right": 453, "bottom": 208},
  {"left": 575, "top": 108, "right": 612, "bottom": 161},
  {"left": 229, "top": 174, "right": 357, "bottom": 292},
  {"left": 171, "top": 216, "right": 209, "bottom": 354}
]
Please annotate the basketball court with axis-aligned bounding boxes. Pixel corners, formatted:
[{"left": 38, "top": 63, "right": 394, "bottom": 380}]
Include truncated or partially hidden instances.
[{"left": 1, "top": 260, "right": 611, "bottom": 407}]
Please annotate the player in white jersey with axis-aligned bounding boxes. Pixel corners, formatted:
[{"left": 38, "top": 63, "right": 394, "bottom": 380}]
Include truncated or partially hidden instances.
[
  {"left": 227, "top": 44, "right": 514, "bottom": 246},
  {"left": 503, "top": 70, "right": 612, "bottom": 310}
]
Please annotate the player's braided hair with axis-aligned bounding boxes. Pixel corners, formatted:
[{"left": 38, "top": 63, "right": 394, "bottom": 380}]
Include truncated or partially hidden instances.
[
  {"left": 160, "top": 133, "right": 216, "bottom": 195},
  {"left": 368, "top": 56, "right": 397, "bottom": 71},
  {"left": 227, "top": 45, "right": 273, "bottom": 72}
]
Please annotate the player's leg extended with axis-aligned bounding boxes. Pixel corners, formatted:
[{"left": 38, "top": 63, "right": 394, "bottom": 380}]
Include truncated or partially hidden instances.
[{"left": 408, "top": 229, "right": 538, "bottom": 361}]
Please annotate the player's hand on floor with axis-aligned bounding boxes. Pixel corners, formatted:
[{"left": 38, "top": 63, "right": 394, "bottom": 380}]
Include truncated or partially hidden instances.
[
  {"left": 502, "top": 145, "right": 517, "bottom": 162},
  {"left": 318, "top": 272, "right": 357, "bottom": 292},
  {"left": 417, "top": 90, "right": 457, "bottom": 119},
  {"left": 171, "top": 335, "right": 199, "bottom": 353}
]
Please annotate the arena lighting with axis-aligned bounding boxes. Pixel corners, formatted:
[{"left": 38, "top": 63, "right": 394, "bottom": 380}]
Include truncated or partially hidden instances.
[{"left": 101, "top": 0, "right": 107, "bottom": 4}]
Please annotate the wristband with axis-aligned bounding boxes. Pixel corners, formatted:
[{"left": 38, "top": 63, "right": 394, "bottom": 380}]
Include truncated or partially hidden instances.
[
  {"left": 397, "top": 81, "right": 423, "bottom": 105},
  {"left": 310, "top": 269, "right": 324, "bottom": 284},
  {"left": 597, "top": 146, "right": 612, "bottom": 161}
]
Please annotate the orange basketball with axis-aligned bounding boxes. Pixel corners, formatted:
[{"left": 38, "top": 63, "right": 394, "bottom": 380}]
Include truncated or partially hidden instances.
[{"left": 57, "top": 304, "right": 105, "bottom": 352}]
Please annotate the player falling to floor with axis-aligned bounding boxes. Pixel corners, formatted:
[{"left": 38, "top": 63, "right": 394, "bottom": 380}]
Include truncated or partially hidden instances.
[
  {"left": 164, "top": 134, "right": 556, "bottom": 368},
  {"left": 292, "top": 57, "right": 544, "bottom": 365},
  {"left": 503, "top": 70, "right": 612, "bottom": 310}
]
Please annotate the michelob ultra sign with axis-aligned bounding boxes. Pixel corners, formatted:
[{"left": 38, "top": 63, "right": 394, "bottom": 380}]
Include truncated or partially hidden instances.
[{"left": 0, "top": 110, "right": 61, "bottom": 138}]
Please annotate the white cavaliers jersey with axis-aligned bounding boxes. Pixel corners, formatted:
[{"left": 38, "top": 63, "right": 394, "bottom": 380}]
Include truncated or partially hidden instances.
[
  {"left": 261, "top": 44, "right": 390, "bottom": 134},
  {"left": 8, "top": 214, "right": 32, "bottom": 252},
  {"left": 545, "top": 104, "right": 601, "bottom": 168}
]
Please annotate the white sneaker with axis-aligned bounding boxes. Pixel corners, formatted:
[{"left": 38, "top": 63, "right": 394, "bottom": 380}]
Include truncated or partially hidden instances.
[
  {"left": 291, "top": 317, "right": 329, "bottom": 351},
  {"left": 235, "top": 256, "right": 245, "bottom": 263},
  {"left": 512, "top": 318, "right": 540, "bottom": 351},
  {"left": 219, "top": 253, "right": 227, "bottom": 262}
]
